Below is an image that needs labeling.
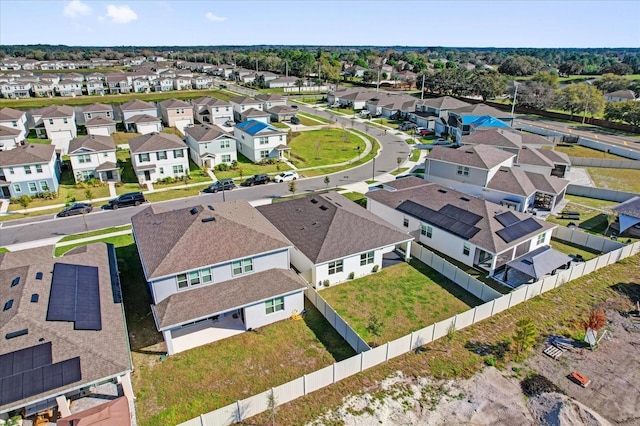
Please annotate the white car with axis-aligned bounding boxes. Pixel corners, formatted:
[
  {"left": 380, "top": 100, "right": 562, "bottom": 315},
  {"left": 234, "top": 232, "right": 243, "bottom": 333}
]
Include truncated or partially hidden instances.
[{"left": 273, "top": 171, "right": 299, "bottom": 182}]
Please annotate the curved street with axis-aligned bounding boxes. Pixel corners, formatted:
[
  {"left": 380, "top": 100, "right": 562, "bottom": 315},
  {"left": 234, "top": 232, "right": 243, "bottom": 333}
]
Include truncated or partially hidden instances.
[{"left": 0, "top": 104, "right": 412, "bottom": 247}]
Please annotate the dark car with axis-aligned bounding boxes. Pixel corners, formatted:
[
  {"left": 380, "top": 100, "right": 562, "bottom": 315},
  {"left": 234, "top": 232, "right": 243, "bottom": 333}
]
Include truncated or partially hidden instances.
[
  {"left": 290, "top": 116, "right": 300, "bottom": 125},
  {"left": 107, "top": 192, "right": 147, "bottom": 209},
  {"left": 57, "top": 203, "right": 92, "bottom": 217},
  {"left": 241, "top": 174, "right": 270, "bottom": 186},
  {"left": 203, "top": 179, "right": 236, "bottom": 193}
]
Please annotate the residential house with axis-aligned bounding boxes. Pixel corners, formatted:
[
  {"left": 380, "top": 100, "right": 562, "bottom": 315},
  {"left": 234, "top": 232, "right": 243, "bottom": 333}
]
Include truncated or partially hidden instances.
[
  {"left": 0, "top": 144, "right": 60, "bottom": 198},
  {"left": 424, "top": 145, "right": 569, "bottom": 212},
  {"left": 366, "top": 177, "right": 557, "bottom": 278},
  {"left": 257, "top": 192, "right": 413, "bottom": 287},
  {"left": 239, "top": 108, "right": 271, "bottom": 123},
  {"left": 132, "top": 78, "right": 151, "bottom": 93},
  {"left": 31, "top": 105, "right": 77, "bottom": 153},
  {"left": 344, "top": 65, "right": 367, "bottom": 78},
  {"left": 338, "top": 90, "right": 379, "bottom": 110},
  {"left": 611, "top": 196, "right": 640, "bottom": 238},
  {"left": 0, "top": 243, "right": 133, "bottom": 419},
  {"left": 131, "top": 201, "right": 307, "bottom": 354},
  {"left": 85, "top": 116, "right": 117, "bottom": 136},
  {"left": 154, "top": 78, "right": 174, "bottom": 92},
  {"left": 128, "top": 132, "right": 188, "bottom": 183},
  {"left": 255, "top": 94, "right": 287, "bottom": 109},
  {"left": 158, "top": 99, "right": 194, "bottom": 134},
  {"left": 119, "top": 99, "right": 158, "bottom": 125},
  {"left": 85, "top": 78, "right": 106, "bottom": 95},
  {"left": 233, "top": 120, "right": 289, "bottom": 162},
  {"left": 445, "top": 104, "right": 514, "bottom": 141},
  {"left": 81, "top": 103, "right": 114, "bottom": 122},
  {"left": 55, "top": 79, "right": 83, "bottom": 97},
  {"left": 0, "top": 80, "right": 31, "bottom": 99},
  {"left": 123, "top": 115, "right": 162, "bottom": 135},
  {"left": 229, "top": 96, "right": 264, "bottom": 122},
  {"left": 268, "top": 105, "right": 297, "bottom": 122},
  {"left": 32, "top": 79, "right": 56, "bottom": 97},
  {"left": 173, "top": 77, "right": 192, "bottom": 91},
  {"left": 0, "top": 107, "right": 28, "bottom": 140},
  {"left": 68, "top": 134, "right": 119, "bottom": 182},
  {"left": 267, "top": 76, "right": 298, "bottom": 88},
  {"left": 191, "top": 75, "right": 213, "bottom": 89},
  {"left": 184, "top": 124, "right": 237, "bottom": 169},
  {"left": 411, "top": 96, "right": 471, "bottom": 129},
  {"left": 233, "top": 68, "right": 254, "bottom": 82},
  {"left": 365, "top": 93, "right": 417, "bottom": 118},
  {"left": 105, "top": 74, "right": 131, "bottom": 94},
  {"left": 604, "top": 89, "right": 636, "bottom": 103},
  {"left": 191, "top": 96, "right": 232, "bottom": 125},
  {"left": 0, "top": 126, "right": 24, "bottom": 151}
]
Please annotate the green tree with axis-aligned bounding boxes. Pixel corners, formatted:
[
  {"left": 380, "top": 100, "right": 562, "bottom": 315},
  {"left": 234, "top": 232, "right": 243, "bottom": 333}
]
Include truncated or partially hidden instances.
[
  {"left": 471, "top": 70, "right": 507, "bottom": 101},
  {"left": 531, "top": 71, "right": 559, "bottom": 88},
  {"left": 288, "top": 180, "right": 297, "bottom": 195},
  {"left": 593, "top": 73, "right": 630, "bottom": 94},
  {"left": 554, "top": 83, "right": 605, "bottom": 120},
  {"left": 366, "top": 313, "right": 384, "bottom": 346},
  {"left": 84, "top": 189, "right": 94, "bottom": 204},
  {"left": 513, "top": 317, "right": 537, "bottom": 354},
  {"left": 517, "top": 81, "right": 556, "bottom": 110},
  {"left": 17, "top": 195, "right": 31, "bottom": 212},
  {"left": 605, "top": 100, "right": 640, "bottom": 126},
  {"left": 295, "top": 78, "right": 304, "bottom": 94},
  {"left": 324, "top": 175, "right": 330, "bottom": 188}
]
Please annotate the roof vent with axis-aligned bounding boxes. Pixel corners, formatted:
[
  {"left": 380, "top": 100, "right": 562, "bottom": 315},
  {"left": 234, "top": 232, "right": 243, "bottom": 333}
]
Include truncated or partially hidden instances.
[
  {"left": 3, "top": 299, "right": 13, "bottom": 311},
  {"left": 312, "top": 222, "right": 318, "bottom": 226},
  {"left": 319, "top": 205, "right": 328, "bottom": 211},
  {"left": 438, "top": 189, "right": 447, "bottom": 194},
  {"left": 189, "top": 207, "right": 200, "bottom": 215},
  {"left": 35, "top": 272, "right": 43, "bottom": 280},
  {"left": 310, "top": 198, "right": 318, "bottom": 204},
  {"left": 11, "top": 277, "right": 20, "bottom": 287},
  {"left": 31, "top": 294, "right": 39, "bottom": 303},
  {"left": 5, "top": 329, "right": 28, "bottom": 340},
  {"left": 460, "top": 197, "right": 470, "bottom": 202},
  {"left": 207, "top": 205, "right": 215, "bottom": 211},
  {"left": 201, "top": 217, "right": 216, "bottom": 223}
]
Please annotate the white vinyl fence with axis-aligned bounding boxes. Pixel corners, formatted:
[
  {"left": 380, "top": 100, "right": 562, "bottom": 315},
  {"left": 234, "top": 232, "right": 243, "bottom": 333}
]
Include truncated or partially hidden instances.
[
  {"left": 179, "top": 240, "right": 640, "bottom": 426},
  {"left": 569, "top": 157, "right": 640, "bottom": 169},
  {"left": 566, "top": 184, "right": 638, "bottom": 203}
]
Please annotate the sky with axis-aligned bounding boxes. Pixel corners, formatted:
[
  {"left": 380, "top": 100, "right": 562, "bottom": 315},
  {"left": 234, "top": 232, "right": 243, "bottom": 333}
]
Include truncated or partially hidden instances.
[{"left": 0, "top": 0, "right": 639, "bottom": 48}]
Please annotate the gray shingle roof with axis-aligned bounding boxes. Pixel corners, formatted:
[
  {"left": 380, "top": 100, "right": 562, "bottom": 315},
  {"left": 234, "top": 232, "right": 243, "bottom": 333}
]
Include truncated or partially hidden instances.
[
  {"left": 119, "top": 99, "right": 155, "bottom": 111},
  {"left": 428, "top": 145, "right": 515, "bottom": 169},
  {"left": 256, "top": 94, "right": 285, "bottom": 102},
  {"left": 69, "top": 134, "right": 116, "bottom": 154},
  {"left": 34, "top": 105, "right": 74, "bottom": 119},
  {"left": 242, "top": 107, "right": 270, "bottom": 117},
  {"left": 612, "top": 196, "right": 640, "bottom": 219},
  {"left": 184, "top": 124, "right": 231, "bottom": 142},
  {"left": 159, "top": 98, "right": 192, "bottom": 109},
  {"left": 536, "top": 148, "right": 570, "bottom": 165},
  {"left": 450, "top": 103, "right": 511, "bottom": 117},
  {"left": 124, "top": 114, "right": 160, "bottom": 124},
  {"left": 366, "top": 180, "right": 555, "bottom": 254},
  {"left": 486, "top": 167, "right": 537, "bottom": 196},
  {"left": 0, "top": 244, "right": 131, "bottom": 413},
  {"left": 82, "top": 103, "right": 113, "bottom": 113},
  {"left": 85, "top": 116, "right": 116, "bottom": 126},
  {"left": 230, "top": 96, "right": 261, "bottom": 105},
  {"left": 152, "top": 268, "right": 306, "bottom": 329},
  {"left": 128, "top": 132, "right": 185, "bottom": 153},
  {"left": 131, "top": 202, "right": 292, "bottom": 279},
  {"left": 506, "top": 245, "right": 572, "bottom": 280},
  {"left": 516, "top": 146, "right": 554, "bottom": 167},
  {"left": 0, "top": 143, "right": 55, "bottom": 166},
  {"left": 257, "top": 192, "right": 412, "bottom": 264},
  {"left": 0, "top": 126, "right": 21, "bottom": 137},
  {"left": 0, "top": 107, "right": 25, "bottom": 121},
  {"left": 461, "top": 128, "right": 523, "bottom": 149}
]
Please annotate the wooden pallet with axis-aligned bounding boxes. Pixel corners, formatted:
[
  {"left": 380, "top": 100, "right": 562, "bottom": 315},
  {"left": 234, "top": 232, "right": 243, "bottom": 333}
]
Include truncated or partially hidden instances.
[{"left": 544, "top": 345, "right": 564, "bottom": 359}]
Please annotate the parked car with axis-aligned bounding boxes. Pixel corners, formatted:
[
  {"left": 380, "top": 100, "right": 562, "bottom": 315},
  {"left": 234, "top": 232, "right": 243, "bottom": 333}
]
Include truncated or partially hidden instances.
[
  {"left": 273, "top": 171, "right": 299, "bottom": 183},
  {"left": 416, "top": 127, "right": 434, "bottom": 136},
  {"left": 107, "top": 192, "right": 147, "bottom": 209},
  {"left": 57, "top": 203, "right": 92, "bottom": 217},
  {"left": 219, "top": 84, "right": 227, "bottom": 89},
  {"left": 203, "top": 179, "right": 236, "bottom": 193},
  {"left": 329, "top": 102, "right": 340, "bottom": 108},
  {"left": 290, "top": 116, "right": 300, "bottom": 125},
  {"left": 291, "top": 104, "right": 299, "bottom": 109},
  {"left": 433, "top": 138, "right": 449, "bottom": 145},
  {"left": 240, "top": 174, "right": 270, "bottom": 186},
  {"left": 399, "top": 121, "right": 417, "bottom": 131}
]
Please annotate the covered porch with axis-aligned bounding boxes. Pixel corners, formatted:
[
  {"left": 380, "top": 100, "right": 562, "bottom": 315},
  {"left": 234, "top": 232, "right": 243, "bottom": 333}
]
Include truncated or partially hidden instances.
[
  {"left": 494, "top": 245, "right": 572, "bottom": 288},
  {"left": 96, "top": 161, "right": 121, "bottom": 182},
  {"left": 167, "top": 312, "right": 246, "bottom": 354}
]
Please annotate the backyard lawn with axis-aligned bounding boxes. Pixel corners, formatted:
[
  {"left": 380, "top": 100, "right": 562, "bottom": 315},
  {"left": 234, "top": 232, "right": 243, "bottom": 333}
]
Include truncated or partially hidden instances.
[
  {"left": 565, "top": 194, "right": 618, "bottom": 210},
  {"left": 112, "top": 131, "right": 141, "bottom": 145},
  {"left": 550, "top": 144, "right": 624, "bottom": 159},
  {"left": 546, "top": 202, "right": 611, "bottom": 236},
  {"left": 549, "top": 238, "right": 600, "bottom": 261},
  {"left": 320, "top": 259, "right": 483, "bottom": 344},
  {"left": 586, "top": 167, "right": 640, "bottom": 193},
  {"left": 287, "top": 129, "right": 365, "bottom": 169}
]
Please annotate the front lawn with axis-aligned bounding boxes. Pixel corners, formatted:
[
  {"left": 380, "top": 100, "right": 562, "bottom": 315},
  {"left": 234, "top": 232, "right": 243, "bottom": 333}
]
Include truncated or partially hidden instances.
[
  {"left": 372, "top": 118, "right": 402, "bottom": 129},
  {"left": 297, "top": 112, "right": 334, "bottom": 124},
  {"left": 296, "top": 115, "right": 324, "bottom": 126},
  {"left": 587, "top": 167, "right": 640, "bottom": 193},
  {"left": 213, "top": 153, "right": 292, "bottom": 180},
  {"left": 288, "top": 129, "right": 365, "bottom": 169},
  {"left": 320, "top": 260, "right": 483, "bottom": 344}
]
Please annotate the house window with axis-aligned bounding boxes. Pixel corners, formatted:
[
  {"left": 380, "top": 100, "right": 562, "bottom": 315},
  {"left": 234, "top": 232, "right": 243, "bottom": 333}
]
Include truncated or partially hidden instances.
[
  {"left": 279, "top": 135, "right": 283, "bottom": 141},
  {"left": 157, "top": 151, "right": 167, "bottom": 160},
  {"left": 35, "top": 164, "right": 43, "bottom": 173},
  {"left": 360, "top": 251, "right": 374, "bottom": 266},
  {"left": 457, "top": 166, "right": 470, "bottom": 176},
  {"left": 48, "top": 119, "right": 54, "bottom": 125},
  {"left": 259, "top": 137, "right": 269, "bottom": 145},
  {"left": 159, "top": 167, "right": 164, "bottom": 174},
  {"left": 328, "top": 260, "right": 343, "bottom": 275},
  {"left": 78, "top": 154, "right": 91, "bottom": 163},
  {"left": 221, "top": 154, "right": 231, "bottom": 163},
  {"left": 177, "top": 267, "right": 212, "bottom": 290},
  {"left": 39, "top": 181, "right": 49, "bottom": 191},
  {"left": 63, "top": 118, "right": 68, "bottom": 124},
  {"left": 201, "top": 267, "right": 212, "bottom": 283},
  {"left": 265, "top": 297, "right": 284, "bottom": 315},
  {"left": 463, "top": 244, "right": 470, "bottom": 256},
  {"left": 220, "top": 140, "right": 230, "bottom": 148},
  {"left": 24, "top": 166, "right": 32, "bottom": 174},
  {"left": 232, "top": 258, "right": 253, "bottom": 276},
  {"left": 174, "top": 149, "right": 184, "bottom": 158},
  {"left": 28, "top": 182, "right": 37, "bottom": 193},
  {"left": 86, "top": 113, "right": 92, "bottom": 119},
  {"left": 537, "top": 233, "right": 546, "bottom": 245},
  {"left": 215, "top": 107, "right": 219, "bottom": 112},
  {"left": 173, "top": 165, "right": 184, "bottom": 174},
  {"left": 103, "top": 153, "right": 108, "bottom": 157},
  {"left": 403, "top": 218, "right": 409, "bottom": 227},
  {"left": 13, "top": 184, "right": 21, "bottom": 193},
  {"left": 260, "top": 150, "right": 269, "bottom": 159},
  {"left": 11, "top": 121, "right": 17, "bottom": 127},
  {"left": 177, "top": 273, "right": 188, "bottom": 289},
  {"left": 139, "top": 153, "right": 150, "bottom": 162},
  {"left": 421, "top": 224, "right": 432, "bottom": 238},
  {"left": 225, "top": 107, "right": 229, "bottom": 111},
  {"left": 8, "top": 167, "right": 14, "bottom": 174}
]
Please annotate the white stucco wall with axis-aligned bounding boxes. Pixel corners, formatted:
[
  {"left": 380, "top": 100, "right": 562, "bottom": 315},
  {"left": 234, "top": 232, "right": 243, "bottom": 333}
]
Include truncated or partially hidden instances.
[{"left": 243, "top": 291, "right": 304, "bottom": 330}]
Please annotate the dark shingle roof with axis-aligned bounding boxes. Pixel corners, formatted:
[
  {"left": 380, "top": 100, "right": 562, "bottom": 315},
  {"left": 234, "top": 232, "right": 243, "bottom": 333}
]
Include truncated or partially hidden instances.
[
  {"left": 131, "top": 201, "right": 292, "bottom": 279},
  {"left": 517, "top": 146, "right": 554, "bottom": 167},
  {"left": 461, "top": 128, "right": 523, "bottom": 150},
  {"left": 85, "top": 116, "right": 116, "bottom": 126},
  {"left": 124, "top": 114, "right": 160, "bottom": 124},
  {"left": 0, "top": 107, "right": 25, "bottom": 121},
  {"left": 82, "top": 103, "right": 113, "bottom": 113},
  {"left": 613, "top": 196, "right": 640, "bottom": 219},
  {"left": 230, "top": 96, "right": 261, "bottom": 105},
  {"left": 428, "top": 145, "right": 515, "bottom": 169},
  {"left": 128, "top": 132, "right": 185, "bottom": 153},
  {"left": 69, "top": 134, "right": 116, "bottom": 154},
  {"left": 184, "top": 124, "right": 231, "bottom": 142},
  {"left": 119, "top": 99, "right": 155, "bottom": 111},
  {"left": 257, "top": 192, "right": 412, "bottom": 264},
  {"left": 450, "top": 103, "right": 510, "bottom": 118},
  {"left": 0, "top": 126, "right": 21, "bottom": 137},
  {"left": 0, "top": 143, "right": 55, "bottom": 166},
  {"left": 159, "top": 98, "right": 192, "bottom": 109},
  {"left": 152, "top": 268, "right": 306, "bottom": 329},
  {"left": 255, "top": 94, "right": 285, "bottom": 102},
  {"left": 34, "top": 105, "right": 74, "bottom": 119},
  {"left": 242, "top": 107, "right": 270, "bottom": 117}
]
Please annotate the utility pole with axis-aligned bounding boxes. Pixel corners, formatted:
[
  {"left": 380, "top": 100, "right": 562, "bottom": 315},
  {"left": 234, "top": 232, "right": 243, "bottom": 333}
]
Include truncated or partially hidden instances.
[
  {"left": 510, "top": 81, "right": 519, "bottom": 126},
  {"left": 376, "top": 66, "right": 381, "bottom": 93},
  {"left": 421, "top": 74, "right": 425, "bottom": 100},
  {"left": 285, "top": 60, "right": 288, "bottom": 77}
]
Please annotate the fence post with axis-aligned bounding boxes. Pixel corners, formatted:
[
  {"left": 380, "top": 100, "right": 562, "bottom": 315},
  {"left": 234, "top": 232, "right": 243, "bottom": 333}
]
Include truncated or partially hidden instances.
[
  {"left": 508, "top": 291, "right": 514, "bottom": 308},
  {"left": 471, "top": 307, "right": 477, "bottom": 324},
  {"left": 236, "top": 401, "right": 241, "bottom": 422},
  {"left": 332, "top": 363, "right": 336, "bottom": 384},
  {"left": 480, "top": 283, "right": 485, "bottom": 301},
  {"left": 303, "top": 374, "right": 307, "bottom": 395},
  {"left": 490, "top": 299, "right": 496, "bottom": 316},
  {"left": 200, "top": 414, "right": 205, "bottom": 426}
]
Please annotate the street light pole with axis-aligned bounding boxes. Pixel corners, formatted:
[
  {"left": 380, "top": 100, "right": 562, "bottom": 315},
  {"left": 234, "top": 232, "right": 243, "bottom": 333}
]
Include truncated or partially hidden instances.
[
  {"left": 510, "top": 81, "right": 519, "bottom": 123},
  {"left": 372, "top": 157, "right": 376, "bottom": 181}
]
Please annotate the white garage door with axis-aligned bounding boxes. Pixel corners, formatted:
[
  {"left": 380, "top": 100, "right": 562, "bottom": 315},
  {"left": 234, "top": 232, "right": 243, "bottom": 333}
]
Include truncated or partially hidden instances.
[
  {"left": 49, "top": 130, "right": 73, "bottom": 154},
  {"left": 174, "top": 119, "right": 192, "bottom": 135}
]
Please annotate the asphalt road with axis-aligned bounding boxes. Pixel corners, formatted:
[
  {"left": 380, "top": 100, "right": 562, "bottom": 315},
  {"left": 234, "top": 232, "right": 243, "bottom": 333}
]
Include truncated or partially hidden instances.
[{"left": 0, "top": 105, "right": 412, "bottom": 247}]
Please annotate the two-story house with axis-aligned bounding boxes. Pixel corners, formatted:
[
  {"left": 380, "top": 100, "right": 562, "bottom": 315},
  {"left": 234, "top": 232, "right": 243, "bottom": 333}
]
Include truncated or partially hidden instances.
[
  {"left": 0, "top": 126, "right": 24, "bottom": 151},
  {"left": 445, "top": 104, "right": 514, "bottom": 141},
  {"left": 233, "top": 120, "right": 289, "bottom": 163},
  {"left": 128, "top": 132, "right": 188, "bottom": 183},
  {"left": 132, "top": 77, "right": 151, "bottom": 93},
  {"left": 0, "top": 144, "right": 60, "bottom": 198},
  {"left": 154, "top": 78, "right": 174, "bottom": 92},
  {"left": 55, "top": 79, "right": 83, "bottom": 97},
  {"left": 183, "top": 124, "right": 237, "bottom": 169},
  {"left": 85, "top": 116, "right": 117, "bottom": 136},
  {"left": 0, "top": 107, "right": 28, "bottom": 142},
  {"left": 191, "top": 75, "right": 213, "bottom": 89},
  {"left": 229, "top": 96, "right": 264, "bottom": 122},
  {"left": 68, "top": 134, "right": 119, "bottom": 182},
  {"left": 257, "top": 192, "right": 413, "bottom": 288},
  {"left": 366, "top": 177, "right": 558, "bottom": 279},
  {"left": 131, "top": 201, "right": 307, "bottom": 354},
  {"left": 81, "top": 103, "right": 114, "bottom": 123},
  {"left": 105, "top": 74, "right": 131, "bottom": 94},
  {"left": 158, "top": 99, "right": 194, "bottom": 134},
  {"left": 255, "top": 94, "right": 287, "bottom": 110},
  {"left": 191, "top": 96, "right": 233, "bottom": 125},
  {"left": 31, "top": 105, "right": 77, "bottom": 154},
  {"left": 120, "top": 99, "right": 160, "bottom": 133}
]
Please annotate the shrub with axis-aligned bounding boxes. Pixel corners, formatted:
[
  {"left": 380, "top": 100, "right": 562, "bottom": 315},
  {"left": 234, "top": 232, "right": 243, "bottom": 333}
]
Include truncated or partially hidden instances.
[
  {"left": 216, "top": 163, "right": 229, "bottom": 172},
  {"left": 520, "top": 374, "right": 562, "bottom": 397},
  {"left": 372, "top": 265, "right": 379, "bottom": 273},
  {"left": 485, "top": 356, "right": 497, "bottom": 367},
  {"left": 348, "top": 272, "right": 355, "bottom": 280},
  {"left": 323, "top": 280, "right": 330, "bottom": 287}
]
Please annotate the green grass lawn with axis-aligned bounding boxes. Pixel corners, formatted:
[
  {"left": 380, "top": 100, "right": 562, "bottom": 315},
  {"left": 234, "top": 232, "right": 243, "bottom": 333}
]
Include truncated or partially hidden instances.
[
  {"left": 372, "top": 118, "right": 402, "bottom": 129},
  {"left": 26, "top": 137, "right": 51, "bottom": 145},
  {"left": 564, "top": 195, "right": 619, "bottom": 210},
  {"left": 587, "top": 168, "right": 640, "bottom": 193},
  {"left": 112, "top": 132, "right": 142, "bottom": 145},
  {"left": 333, "top": 107, "right": 355, "bottom": 116},
  {"left": 409, "top": 149, "right": 421, "bottom": 162},
  {"left": 320, "top": 260, "right": 483, "bottom": 344},
  {"left": 7, "top": 176, "right": 110, "bottom": 212},
  {"left": 340, "top": 192, "right": 367, "bottom": 207},
  {"left": 297, "top": 115, "right": 324, "bottom": 126},
  {"left": 550, "top": 144, "right": 624, "bottom": 159},
  {"left": 549, "top": 237, "right": 600, "bottom": 261},
  {"left": 57, "top": 225, "right": 132, "bottom": 243},
  {"left": 297, "top": 112, "right": 334, "bottom": 124},
  {"left": 270, "top": 121, "right": 290, "bottom": 129},
  {"left": 0, "top": 207, "right": 62, "bottom": 222},
  {"left": 546, "top": 202, "right": 611, "bottom": 235},
  {"left": 390, "top": 167, "right": 410, "bottom": 176},
  {"left": 144, "top": 184, "right": 211, "bottom": 202},
  {"left": 287, "top": 129, "right": 365, "bottom": 169},
  {"left": 213, "top": 153, "right": 292, "bottom": 180}
]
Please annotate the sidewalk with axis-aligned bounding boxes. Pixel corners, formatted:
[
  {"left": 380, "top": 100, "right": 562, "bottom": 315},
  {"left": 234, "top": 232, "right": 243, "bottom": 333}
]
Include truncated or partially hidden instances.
[{"left": 2, "top": 229, "right": 133, "bottom": 252}]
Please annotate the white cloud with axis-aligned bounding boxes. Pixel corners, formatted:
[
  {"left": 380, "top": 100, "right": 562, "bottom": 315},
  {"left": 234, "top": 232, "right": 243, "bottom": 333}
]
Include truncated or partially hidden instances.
[
  {"left": 64, "top": 0, "right": 92, "bottom": 18},
  {"left": 106, "top": 4, "right": 138, "bottom": 24},
  {"left": 205, "top": 12, "right": 227, "bottom": 22}
]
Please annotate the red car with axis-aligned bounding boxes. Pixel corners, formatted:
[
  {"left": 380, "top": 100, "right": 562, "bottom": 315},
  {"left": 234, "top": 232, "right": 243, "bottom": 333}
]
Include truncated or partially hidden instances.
[{"left": 416, "top": 127, "right": 434, "bottom": 136}]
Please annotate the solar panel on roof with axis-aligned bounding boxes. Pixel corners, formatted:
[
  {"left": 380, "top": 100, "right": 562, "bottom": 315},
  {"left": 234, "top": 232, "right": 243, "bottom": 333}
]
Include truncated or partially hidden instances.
[
  {"left": 495, "top": 211, "right": 520, "bottom": 227},
  {"left": 439, "top": 204, "right": 482, "bottom": 225},
  {"left": 47, "top": 263, "right": 101, "bottom": 331},
  {"left": 398, "top": 200, "right": 481, "bottom": 240},
  {"left": 496, "top": 217, "right": 543, "bottom": 243}
]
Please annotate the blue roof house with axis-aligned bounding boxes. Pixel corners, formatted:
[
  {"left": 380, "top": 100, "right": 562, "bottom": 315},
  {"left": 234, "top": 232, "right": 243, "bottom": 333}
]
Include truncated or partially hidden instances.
[{"left": 232, "top": 120, "right": 289, "bottom": 163}]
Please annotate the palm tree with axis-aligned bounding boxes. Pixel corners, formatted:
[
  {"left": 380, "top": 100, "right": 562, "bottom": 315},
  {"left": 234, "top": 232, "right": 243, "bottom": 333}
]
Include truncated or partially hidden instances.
[{"left": 295, "top": 78, "right": 304, "bottom": 94}]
